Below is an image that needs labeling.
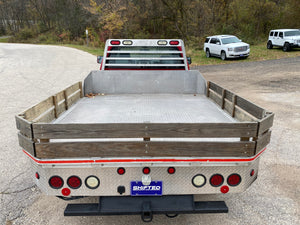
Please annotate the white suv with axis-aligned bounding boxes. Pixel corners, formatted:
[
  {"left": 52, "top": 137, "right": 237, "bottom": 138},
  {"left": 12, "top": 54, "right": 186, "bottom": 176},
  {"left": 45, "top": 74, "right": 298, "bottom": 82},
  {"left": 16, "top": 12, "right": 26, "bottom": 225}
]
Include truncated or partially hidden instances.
[
  {"left": 267, "top": 29, "right": 300, "bottom": 51},
  {"left": 204, "top": 35, "right": 250, "bottom": 60}
]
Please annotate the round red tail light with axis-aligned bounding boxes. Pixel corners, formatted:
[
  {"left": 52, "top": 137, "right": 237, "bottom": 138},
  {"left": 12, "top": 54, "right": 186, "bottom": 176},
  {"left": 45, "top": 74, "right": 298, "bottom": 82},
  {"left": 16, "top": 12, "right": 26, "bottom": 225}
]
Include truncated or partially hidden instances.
[
  {"left": 110, "top": 40, "right": 120, "bottom": 45},
  {"left": 170, "top": 40, "right": 179, "bottom": 45},
  {"left": 227, "top": 174, "right": 241, "bottom": 186},
  {"left": 67, "top": 176, "right": 82, "bottom": 189},
  {"left": 117, "top": 167, "right": 126, "bottom": 175},
  {"left": 210, "top": 174, "right": 224, "bottom": 187},
  {"left": 168, "top": 167, "right": 175, "bottom": 174},
  {"left": 49, "top": 176, "right": 64, "bottom": 189},
  {"left": 143, "top": 167, "right": 151, "bottom": 174}
]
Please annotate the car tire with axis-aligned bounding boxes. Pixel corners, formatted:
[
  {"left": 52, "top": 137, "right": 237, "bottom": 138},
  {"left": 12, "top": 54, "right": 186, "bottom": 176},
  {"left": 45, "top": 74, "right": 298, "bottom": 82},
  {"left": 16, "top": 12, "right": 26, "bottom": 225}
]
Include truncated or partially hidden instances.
[
  {"left": 221, "top": 51, "right": 226, "bottom": 60},
  {"left": 267, "top": 41, "right": 273, "bottom": 49},
  {"left": 206, "top": 49, "right": 211, "bottom": 58},
  {"left": 283, "top": 42, "right": 290, "bottom": 52}
]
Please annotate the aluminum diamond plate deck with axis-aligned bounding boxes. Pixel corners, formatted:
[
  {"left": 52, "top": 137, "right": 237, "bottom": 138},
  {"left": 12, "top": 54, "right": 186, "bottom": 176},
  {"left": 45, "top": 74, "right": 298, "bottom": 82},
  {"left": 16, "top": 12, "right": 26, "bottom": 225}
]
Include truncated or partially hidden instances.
[{"left": 54, "top": 94, "right": 237, "bottom": 124}]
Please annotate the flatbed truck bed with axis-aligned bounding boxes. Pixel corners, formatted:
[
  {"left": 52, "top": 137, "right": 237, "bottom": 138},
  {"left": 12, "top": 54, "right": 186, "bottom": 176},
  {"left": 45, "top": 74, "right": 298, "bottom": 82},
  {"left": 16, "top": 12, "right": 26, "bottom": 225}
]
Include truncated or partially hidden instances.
[{"left": 15, "top": 39, "right": 274, "bottom": 221}]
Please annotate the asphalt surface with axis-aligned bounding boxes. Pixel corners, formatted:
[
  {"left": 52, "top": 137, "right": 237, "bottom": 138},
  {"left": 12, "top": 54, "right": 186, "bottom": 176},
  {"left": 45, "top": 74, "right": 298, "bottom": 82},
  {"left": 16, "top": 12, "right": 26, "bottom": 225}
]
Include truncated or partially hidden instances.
[{"left": 0, "top": 44, "right": 299, "bottom": 224}]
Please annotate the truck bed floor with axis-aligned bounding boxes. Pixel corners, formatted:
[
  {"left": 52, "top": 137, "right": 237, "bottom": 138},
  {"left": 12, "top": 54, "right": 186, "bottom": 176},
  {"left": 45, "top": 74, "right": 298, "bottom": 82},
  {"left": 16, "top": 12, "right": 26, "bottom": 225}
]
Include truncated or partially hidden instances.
[{"left": 54, "top": 94, "right": 237, "bottom": 124}]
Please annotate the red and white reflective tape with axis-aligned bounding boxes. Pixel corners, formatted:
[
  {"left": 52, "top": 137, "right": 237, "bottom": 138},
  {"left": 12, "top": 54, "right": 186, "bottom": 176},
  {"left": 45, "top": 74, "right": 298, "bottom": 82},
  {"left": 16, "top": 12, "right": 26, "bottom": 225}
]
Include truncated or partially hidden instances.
[{"left": 23, "top": 147, "right": 267, "bottom": 165}]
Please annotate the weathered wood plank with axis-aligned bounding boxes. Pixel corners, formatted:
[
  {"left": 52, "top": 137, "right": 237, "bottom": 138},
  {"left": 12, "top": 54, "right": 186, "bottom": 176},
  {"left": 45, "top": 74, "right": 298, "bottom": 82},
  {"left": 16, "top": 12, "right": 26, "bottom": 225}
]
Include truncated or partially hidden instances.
[
  {"left": 208, "top": 90, "right": 222, "bottom": 107},
  {"left": 65, "top": 82, "right": 80, "bottom": 97},
  {"left": 224, "top": 99, "right": 233, "bottom": 115},
  {"left": 23, "top": 96, "right": 54, "bottom": 121},
  {"left": 15, "top": 115, "right": 33, "bottom": 138},
  {"left": 53, "top": 95, "right": 59, "bottom": 118},
  {"left": 206, "top": 81, "right": 210, "bottom": 97},
  {"left": 234, "top": 106, "right": 258, "bottom": 122},
  {"left": 63, "top": 90, "right": 69, "bottom": 110},
  {"left": 18, "top": 133, "right": 35, "bottom": 156},
  {"left": 55, "top": 90, "right": 65, "bottom": 103},
  {"left": 32, "top": 107, "right": 55, "bottom": 123},
  {"left": 35, "top": 141, "right": 256, "bottom": 158},
  {"left": 258, "top": 113, "right": 274, "bottom": 136},
  {"left": 236, "top": 96, "right": 265, "bottom": 119},
  {"left": 79, "top": 81, "right": 83, "bottom": 98},
  {"left": 256, "top": 131, "right": 271, "bottom": 153},
  {"left": 67, "top": 90, "right": 81, "bottom": 108},
  {"left": 231, "top": 95, "right": 237, "bottom": 117},
  {"left": 209, "top": 82, "right": 223, "bottom": 95},
  {"left": 221, "top": 89, "right": 226, "bottom": 109},
  {"left": 32, "top": 123, "right": 258, "bottom": 139},
  {"left": 56, "top": 100, "right": 66, "bottom": 116},
  {"left": 209, "top": 81, "right": 266, "bottom": 119},
  {"left": 225, "top": 89, "right": 234, "bottom": 102}
]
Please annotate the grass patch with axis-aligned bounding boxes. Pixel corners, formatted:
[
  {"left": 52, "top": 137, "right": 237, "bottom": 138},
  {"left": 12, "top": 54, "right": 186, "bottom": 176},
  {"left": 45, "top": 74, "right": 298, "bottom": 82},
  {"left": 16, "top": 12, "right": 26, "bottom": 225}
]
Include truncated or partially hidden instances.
[
  {"left": 0, "top": 37, "right": 9, "bottom": 43},
  {"left": 63, "top": 44, "right": 104, "bottom": 56},
  {"left": 187, "top": 43, "right": 300, "bottom": 66}
]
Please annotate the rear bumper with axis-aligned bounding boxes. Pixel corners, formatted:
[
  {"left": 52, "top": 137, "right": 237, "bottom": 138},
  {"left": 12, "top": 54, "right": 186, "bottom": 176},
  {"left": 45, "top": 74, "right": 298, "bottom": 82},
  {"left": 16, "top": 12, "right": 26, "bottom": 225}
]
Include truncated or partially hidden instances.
[
  {"left": 64, "top": 195, "right": 228, "bottom": 221},
  {"left": 26, "top": 148, "right": 266, "bottom": 197}
]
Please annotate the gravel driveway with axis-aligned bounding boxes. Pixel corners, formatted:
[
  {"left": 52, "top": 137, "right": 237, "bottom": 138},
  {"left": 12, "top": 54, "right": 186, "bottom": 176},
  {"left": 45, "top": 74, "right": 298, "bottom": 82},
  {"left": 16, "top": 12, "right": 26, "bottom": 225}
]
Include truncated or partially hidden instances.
[{"left": 0, "top": 44, "right": 299, "bottom": 225}]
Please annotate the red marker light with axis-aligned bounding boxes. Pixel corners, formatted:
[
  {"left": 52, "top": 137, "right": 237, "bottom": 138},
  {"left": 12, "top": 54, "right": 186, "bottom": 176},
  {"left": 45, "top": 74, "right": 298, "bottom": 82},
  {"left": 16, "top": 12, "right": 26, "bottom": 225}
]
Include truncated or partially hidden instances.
[
  {"left": 110, "top": 40, "right": 120, "bottom": 45},
  {"left": 220, "top": 185, "right": 229, "bottom": 194},
  {"left": 170, "top": 40, "right": 179, "bottom": 45},
  {"left": 62, "top": 188, "right": 71, "bottom": 196},
  {"left": 117, "top": 167, "right": 126, "bottom": 175},
  {"left": 168, "top": 167, "right": 175, "bottom": 174},
  {"left": 250, "top": 169, "right": 255, "bottom": 176},
  {"left": 35, "top": 172, "right": 40, "bottom": 179},
  {"left": 67, "top": 176, "right": 82, "bottom": 189},
  {"left": 143, "top": 167, "right": 150, "bottom": 174},
  {"left": 49, "top": 176, "right": 64, "bottom": 189}
]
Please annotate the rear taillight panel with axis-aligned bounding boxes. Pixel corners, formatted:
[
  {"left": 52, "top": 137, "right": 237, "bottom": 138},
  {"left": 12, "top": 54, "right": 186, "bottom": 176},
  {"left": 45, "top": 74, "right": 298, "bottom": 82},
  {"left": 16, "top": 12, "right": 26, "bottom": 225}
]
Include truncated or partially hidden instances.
[{"left": 39, "top": 160, "right": 258, "bottom": 196}]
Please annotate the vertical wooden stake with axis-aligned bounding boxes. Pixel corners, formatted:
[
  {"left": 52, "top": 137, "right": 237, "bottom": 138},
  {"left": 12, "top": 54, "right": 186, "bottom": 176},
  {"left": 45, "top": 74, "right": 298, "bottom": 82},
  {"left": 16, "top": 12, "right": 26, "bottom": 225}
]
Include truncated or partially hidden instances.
[
  {"left": 231, "top": 94, "right": 237, "bottom": 117},
  {"left": 206, "top": 81, "right": 210, "bottom": 97},
  {"left": 52, "top": 95, "right": 59, "bottom": 118},
  {"left": 221, "top": 89, "right": 226, "bottom": 109},
  {"left": 64, "top": 90, "right": 69, "bottom": 110},
  {"left": 79, "top": 81, "right": 83, "bottom": 98}
]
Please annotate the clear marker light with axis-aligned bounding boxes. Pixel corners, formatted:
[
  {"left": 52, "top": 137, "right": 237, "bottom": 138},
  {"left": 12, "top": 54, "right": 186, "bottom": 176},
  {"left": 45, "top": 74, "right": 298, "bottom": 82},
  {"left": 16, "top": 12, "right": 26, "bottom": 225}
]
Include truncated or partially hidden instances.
[
  {"left": 157, "top": 40, "right": 167, "bottom": 45},
  {"left": 192, "top": 174, "right": 206, "bottom": 187},
  {"left": 85, "top": 176, "right": 100, "bottom": 189},
  {"left": 123, "top": 40, "right": 133, "bottom": 45}
]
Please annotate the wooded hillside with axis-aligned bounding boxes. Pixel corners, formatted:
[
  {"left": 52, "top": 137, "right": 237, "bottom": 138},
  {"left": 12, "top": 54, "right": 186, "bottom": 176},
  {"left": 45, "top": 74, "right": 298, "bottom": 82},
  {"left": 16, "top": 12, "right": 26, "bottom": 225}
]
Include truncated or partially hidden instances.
[{"left": 0, "top": 0, "right": 299, "bottom": 46}]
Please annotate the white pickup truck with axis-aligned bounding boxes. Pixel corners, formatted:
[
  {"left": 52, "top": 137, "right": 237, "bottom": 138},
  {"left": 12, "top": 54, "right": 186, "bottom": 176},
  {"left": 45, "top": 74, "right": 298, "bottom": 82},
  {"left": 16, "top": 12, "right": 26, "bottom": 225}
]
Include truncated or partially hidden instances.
[{"left": 16, "top": 39, "right": 273, "bottom": 222}]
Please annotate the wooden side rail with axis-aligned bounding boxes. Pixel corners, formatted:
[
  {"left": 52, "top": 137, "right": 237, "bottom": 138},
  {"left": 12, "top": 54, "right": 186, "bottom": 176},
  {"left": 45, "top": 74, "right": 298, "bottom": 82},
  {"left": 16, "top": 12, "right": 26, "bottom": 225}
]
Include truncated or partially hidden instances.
[
  {"left": 19, "top": 81, "right": 83, "bottom": 123},
  {"left": 32, "top": 123, "right": 258, "bottom": 139},
  {"left": 16, "top": 81, "right": 273, "bottom": 159}
]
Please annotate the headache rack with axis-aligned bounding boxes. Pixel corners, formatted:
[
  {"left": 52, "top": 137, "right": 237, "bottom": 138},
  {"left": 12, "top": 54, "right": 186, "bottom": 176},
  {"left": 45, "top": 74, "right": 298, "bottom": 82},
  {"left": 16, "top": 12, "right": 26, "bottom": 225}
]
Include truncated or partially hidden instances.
[{"left": 101, "top": 39, "right": 189, "bottom": 70}]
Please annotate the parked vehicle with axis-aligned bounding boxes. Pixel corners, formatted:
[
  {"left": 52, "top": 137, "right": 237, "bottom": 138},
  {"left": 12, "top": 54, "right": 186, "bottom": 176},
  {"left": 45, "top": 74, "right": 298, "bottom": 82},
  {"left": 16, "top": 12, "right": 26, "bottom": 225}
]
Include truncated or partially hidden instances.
[
  {"left": 204, "top": 35, "right": 250, "bottom": 60},
  {"left": 16, "top": 39, "right": 273, "bottom": 222},
  {"left": 267, "top": 29, "right": 300, "bottom": 51}
]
